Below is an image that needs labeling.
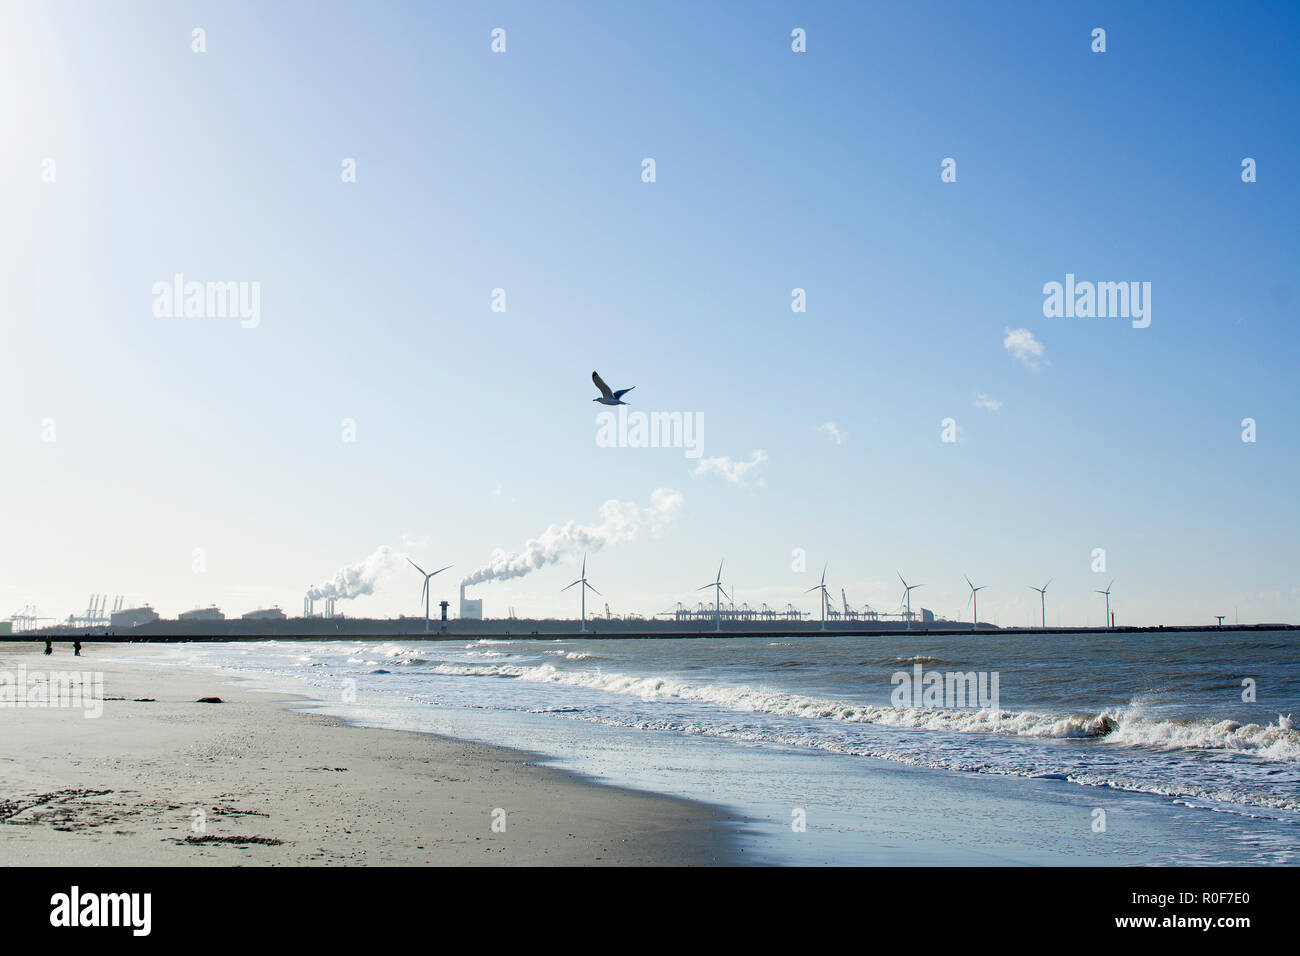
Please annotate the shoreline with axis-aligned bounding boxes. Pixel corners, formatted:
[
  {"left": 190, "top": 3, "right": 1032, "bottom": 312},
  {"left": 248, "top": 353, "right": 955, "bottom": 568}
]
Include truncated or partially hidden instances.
[
  {"left": 9, "top": 622, "right": 1294, "bottom": 642},
  {"left": 0, "top": 643, "right": 743, "bottom": 866}
]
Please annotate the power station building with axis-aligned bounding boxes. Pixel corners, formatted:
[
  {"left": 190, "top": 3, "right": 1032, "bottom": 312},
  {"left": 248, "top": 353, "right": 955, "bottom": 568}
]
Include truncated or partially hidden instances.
[
  {"left": 242, "top": 607, "right": 287, "bottom": 621},
  {"left": 110, "top": 606, "right": 161, "bottom": 628},
  {"left": 178, "top": 607, "right": 225, "bottom": 622},
  {"left": 459, "top": 583, "right": 482, "bottom": 620}
]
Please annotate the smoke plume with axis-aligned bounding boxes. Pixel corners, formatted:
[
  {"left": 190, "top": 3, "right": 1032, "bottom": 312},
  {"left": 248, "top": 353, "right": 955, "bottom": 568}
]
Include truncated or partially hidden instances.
[
  {"left": 460, "top": 488, "right": 683, "bottom": 588},
  {"left": 307, "top": 545, "right": 402, "bottom": 601}
]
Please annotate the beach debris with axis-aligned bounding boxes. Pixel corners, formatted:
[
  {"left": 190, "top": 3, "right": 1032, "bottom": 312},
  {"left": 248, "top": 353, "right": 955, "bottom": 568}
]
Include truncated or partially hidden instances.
[{"left": 195, "top": 696, "right": 224, "bottom": 703}]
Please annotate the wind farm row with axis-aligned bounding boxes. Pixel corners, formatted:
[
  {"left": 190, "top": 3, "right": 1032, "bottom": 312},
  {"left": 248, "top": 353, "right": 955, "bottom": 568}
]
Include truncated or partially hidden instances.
[
  {"left": 10, "top": 551, "right": 1271, "bottom": 642},
  {"left": 547, "top": 555, "right": 1121, "bottom": 634}
]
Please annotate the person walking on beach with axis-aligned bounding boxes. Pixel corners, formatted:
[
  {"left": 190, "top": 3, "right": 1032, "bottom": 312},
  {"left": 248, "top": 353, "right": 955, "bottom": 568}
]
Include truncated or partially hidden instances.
[
  {"left": 43, "top": 640, "right": 52, "bottom": 656},
  {"left": 73, "top": 640, "right": 82, "bottom": 657}
]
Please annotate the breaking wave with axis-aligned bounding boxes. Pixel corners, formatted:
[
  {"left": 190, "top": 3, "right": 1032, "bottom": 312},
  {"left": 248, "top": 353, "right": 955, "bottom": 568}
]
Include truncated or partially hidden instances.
[{"left": 431, "top": 662, "right": 1300, "bottom": 761}]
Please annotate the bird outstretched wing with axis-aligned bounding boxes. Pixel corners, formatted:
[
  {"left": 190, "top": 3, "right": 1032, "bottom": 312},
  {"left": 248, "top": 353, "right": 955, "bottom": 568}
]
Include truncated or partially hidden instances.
[
  {"left": 592, "top": 370, "right": 614, "bottom": 399},
  {"left": 613, "top": 386, "right": 635, "bottom": 400}
]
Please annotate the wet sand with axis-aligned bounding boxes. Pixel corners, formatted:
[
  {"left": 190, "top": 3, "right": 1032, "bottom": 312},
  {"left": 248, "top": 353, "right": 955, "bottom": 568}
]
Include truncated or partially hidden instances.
[{"left": 0, "top": 643, "right": 739, "bottom": 865}]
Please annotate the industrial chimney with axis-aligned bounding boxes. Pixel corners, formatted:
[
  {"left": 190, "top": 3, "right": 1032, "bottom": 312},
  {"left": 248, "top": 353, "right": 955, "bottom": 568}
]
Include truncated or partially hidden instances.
[{"left": 459, "top": 582, "right": 483, "bottom": 620}]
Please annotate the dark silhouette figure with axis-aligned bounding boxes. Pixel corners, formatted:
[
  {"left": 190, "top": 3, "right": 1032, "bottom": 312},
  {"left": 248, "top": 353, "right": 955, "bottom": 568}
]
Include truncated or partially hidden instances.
[
  {"left": 43, "top": 640, "right": 53, "bottom": 656},
  {"left": 73, "top": 641, "right": 82, "bottom": 657}
]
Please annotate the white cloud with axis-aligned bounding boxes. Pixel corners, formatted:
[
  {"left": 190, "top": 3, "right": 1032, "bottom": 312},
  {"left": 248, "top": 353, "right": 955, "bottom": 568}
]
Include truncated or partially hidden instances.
[
  {"left": 1004, "top": 327, "right": 1045, "bottom": 370},
  {"left": 692, "top": 449, "right": 767, "bottom": 485},
  {"left": 818, "top": 422, "right": 847, "bottom": 444},
  {"left": 975, "top": 392, "right": 1002, "bottom": 412}
]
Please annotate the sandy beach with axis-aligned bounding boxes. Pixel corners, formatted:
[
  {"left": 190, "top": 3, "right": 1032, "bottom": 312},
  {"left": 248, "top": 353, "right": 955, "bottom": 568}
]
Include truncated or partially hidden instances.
[{"left": 0, "top": 643, "right": 739, "bottom": 866}]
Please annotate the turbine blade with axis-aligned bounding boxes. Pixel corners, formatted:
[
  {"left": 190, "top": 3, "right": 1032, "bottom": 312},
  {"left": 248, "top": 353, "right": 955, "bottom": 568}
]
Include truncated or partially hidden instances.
[
  {"left": 430, "top": 564, "right": 453, "bottom": 577},
  {"left": 561, "top": 580, "right": 581, "bottom": 592},
  {"left": 585, "top": 581, "right": 601, "bottom": 596},
  {"left": 407, "top": 558, "right": 427, "bottom": 576}
]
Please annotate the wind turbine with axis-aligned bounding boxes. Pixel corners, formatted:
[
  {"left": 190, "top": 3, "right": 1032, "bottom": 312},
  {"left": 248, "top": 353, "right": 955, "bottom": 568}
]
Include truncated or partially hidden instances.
[
  {"left": 562, "top": 553, "right": 600, "bottom": 633},
  {"left": 806, "top": 564, "right": 832, "bottom": 631},
  {"left": 897, "top": 572, "right": 923, "bottom": 630},
  {"left": 1096, "top": 579, "right": 1114, "bottom": 629},
  {"left": 697, "top": 560, "right": 729, "bottom": 632},
  {"left": 407, "top": 558, "right": 453, "bottom": 634},
  {"left": 1028, "top": 579, "right": 1051, "bottom": 628},
  {"left": 964, "top": 575, "right": 987, "bottom": 629}
]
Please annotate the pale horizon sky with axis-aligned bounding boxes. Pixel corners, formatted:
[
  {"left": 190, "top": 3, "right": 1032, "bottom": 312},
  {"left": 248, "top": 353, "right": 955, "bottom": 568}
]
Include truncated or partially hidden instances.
[{"left": 2, "top": 1, "right": 1298, "bottom": 628}]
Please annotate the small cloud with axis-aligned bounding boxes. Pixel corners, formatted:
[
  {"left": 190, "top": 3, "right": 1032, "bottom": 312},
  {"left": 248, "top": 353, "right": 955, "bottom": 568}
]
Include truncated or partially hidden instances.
[
  {"left": 692, "top": 450, "right": 767, "bottom": 486},
  {"left": 974, "top": 392, "right": 1002, "bottom": 412},
  {"left": 818, "top": 422, "right": 847, "bottom": 445},
  {"left": 399, "top": 533, "right": 430, "bottom": 552},
  {"left": 1004, "top": 327, "right": 1045, "bottom": 370}
]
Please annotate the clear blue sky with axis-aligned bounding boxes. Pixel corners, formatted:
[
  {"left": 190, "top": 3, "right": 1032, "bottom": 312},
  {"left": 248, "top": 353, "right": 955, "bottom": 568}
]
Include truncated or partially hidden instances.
[{"left": 2, "top": 0, "right": 1297, "bottom": 627}]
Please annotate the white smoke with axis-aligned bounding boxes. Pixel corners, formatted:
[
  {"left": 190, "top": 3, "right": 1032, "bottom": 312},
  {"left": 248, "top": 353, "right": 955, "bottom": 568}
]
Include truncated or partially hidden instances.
[
  {"left": 460, "top": 488, "right": 684, "bottom": 588},
  {"left": 307, "top": 545, "right": 402, "bottom": 601}
]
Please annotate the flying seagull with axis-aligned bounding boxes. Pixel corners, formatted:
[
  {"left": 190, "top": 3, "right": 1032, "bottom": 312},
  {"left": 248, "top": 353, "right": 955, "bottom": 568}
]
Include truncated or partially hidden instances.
[{"left": 592, "top": 370, "right": 634, "bottom": 406}]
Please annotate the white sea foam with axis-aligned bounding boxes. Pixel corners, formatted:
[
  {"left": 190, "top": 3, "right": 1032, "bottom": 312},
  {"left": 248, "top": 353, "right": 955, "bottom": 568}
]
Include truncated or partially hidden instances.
[{"left": 430, "top": 662, "right": 1300, "bottom": 761}]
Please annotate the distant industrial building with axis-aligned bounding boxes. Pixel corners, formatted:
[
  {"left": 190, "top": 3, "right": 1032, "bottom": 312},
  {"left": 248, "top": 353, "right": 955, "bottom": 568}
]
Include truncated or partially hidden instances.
[
  {"left": 111, "top": 606, "right": 161, "bottom": 628},
  {"left": 178, "top": 607, "right": 225, "bottom": 622},
  {"left": 242, "top": 607, "right": 287, "bottom": 621},
  {"left": 459, "top": 583, "right": 482, "bottom": 620},
  {"left": 921, "top": 608, "right": 935, "bottom": 624}
]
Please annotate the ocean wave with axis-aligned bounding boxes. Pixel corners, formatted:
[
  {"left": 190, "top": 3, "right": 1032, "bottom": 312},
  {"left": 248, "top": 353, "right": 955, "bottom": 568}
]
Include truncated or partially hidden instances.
[
  {"left": 584, "top": 713, "right": 1300, "bottom": 815},
  {"left": 430, "top": 662, "right": 1300, "bottom": 761}
]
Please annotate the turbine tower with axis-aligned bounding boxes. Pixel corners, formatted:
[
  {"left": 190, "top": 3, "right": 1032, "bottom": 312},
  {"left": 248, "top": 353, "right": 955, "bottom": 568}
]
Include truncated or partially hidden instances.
[
  {"left": 407, "top": 558, "right": 453, "bottom": 634},
  {"left": 964, "top": 575, "right": 987, "bottom": 629},
  {"left": 562, "top": 553, "right": 600, "bottom": 633},
  {"left": 1096, "top": 579, "right": 1114, "bottom": 629},
  {"left": 697, "top": 560, "right": 729, "bottom": 632},
  {"left": 1028, "top": 579, "right": 1051, "bottom": 628},
  {"left": 897, "top": 572, "right": 923, "bottom": 630},
  {"left": 806, "top": 564, "right": 832, "bottom": 631}
]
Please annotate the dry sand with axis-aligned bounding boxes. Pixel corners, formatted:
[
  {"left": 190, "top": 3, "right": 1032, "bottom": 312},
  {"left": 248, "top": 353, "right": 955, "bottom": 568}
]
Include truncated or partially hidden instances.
[{"left": 0, "top": 642, "right": 740, "bottom": 865}]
